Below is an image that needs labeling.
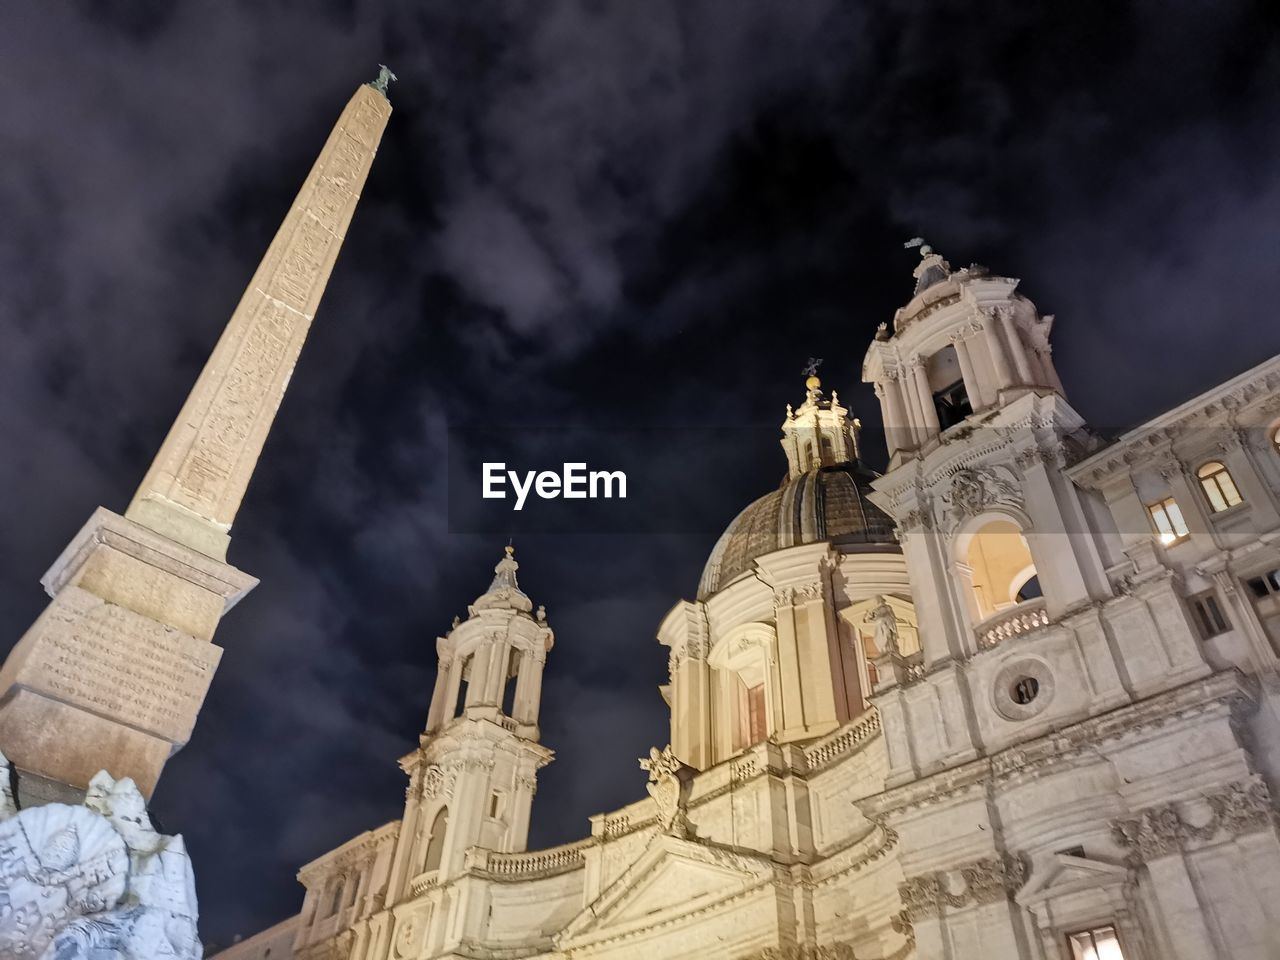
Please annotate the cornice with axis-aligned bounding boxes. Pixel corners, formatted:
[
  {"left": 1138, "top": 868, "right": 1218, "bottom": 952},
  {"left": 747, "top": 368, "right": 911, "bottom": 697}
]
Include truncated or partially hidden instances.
[
  {"left": 862, "top": 671, "right": 1252, "bottom": 818},
  {"left": 1069, "top": 354, "right": 1280, "bottom": 486},
  {"left": 297, "top": 821, "right": 401, "bottom": 883}
]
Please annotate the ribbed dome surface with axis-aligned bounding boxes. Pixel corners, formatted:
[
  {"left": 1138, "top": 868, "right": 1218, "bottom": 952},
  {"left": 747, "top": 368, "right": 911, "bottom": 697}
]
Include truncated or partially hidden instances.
[{"left": 697, "top": 463, "right": 896, "bottom": 599}]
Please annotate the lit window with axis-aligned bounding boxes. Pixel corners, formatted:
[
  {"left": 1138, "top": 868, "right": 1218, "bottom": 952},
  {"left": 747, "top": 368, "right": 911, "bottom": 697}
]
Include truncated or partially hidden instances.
[
  {"left": 1273, "top": 425, "right": 1280, "bottom": 454},
  {"left": 1147, "top": 497, "right": 1189, "bottom": 545},
  {"left": 1197, "top": 461, "right": 1243, "bottom": 513},
  {"left": 1067, "top": 924, "right": 1126, "bottom": 960},
  {"left": 1188, "top": 591, "right": 1230, "bottom": 639}
]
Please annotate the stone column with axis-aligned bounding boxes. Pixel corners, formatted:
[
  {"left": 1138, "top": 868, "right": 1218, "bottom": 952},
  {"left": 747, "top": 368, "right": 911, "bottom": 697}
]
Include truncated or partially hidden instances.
[
  {"left": 773, "top": 599, "right": 807, "bottom": 741},
  {"left": 672, "top": 656, "right": 712, "bottom": 770},
  {"left": 996, "top": 307, "right": 1034, "bottom": 383},
  {"left": 1041, "top": 343, "right": 1066, "bottom": 394},
  {"left": 442, "top": 656, "right": 466, "bottom": 720},
  {"left": 793, "top": 585, "right": 840, "bottom": 738},
  {"left": 481, "top": 635, "right": 511, "bottom": 709},
  {"left": 425, "top": 655, "right": 453, "bottom": 732},
  {"left": 950, "top": 332, "right": 980, "bottom": 409},
  {"left": 1142, "top": 854, "right": 1221, "bottom": 960},
  {"left": 464, "top": 641, "right": 492, "bottom": 712},
  {"left": 354, "top": 852, "right": 375, "bottom": 916},
  {"left": 514, "top": 649, "right": 545, "bottom": 727},
  {"left": 1018, "top": 449, "right": 1112, "bottom": 612},
  {"left": 506, "top": 773, "right": 536, "bottom": 851},
  {"left": 511, "top": 649, "right": 532, "bottom": 722},
  {"left": 1102, "top": 474, "right": 1163, "bottom": 556},
  {"left": 1026, "top": 344, "right": 1052, "bottom": 390},
  {"left": 388, "top": 765, "right": 425, "bottom": 904},
  {"left": 713, "top": 668, "right": 736, "bottom": 762},
  {"left": 896, "top": 511, "right": 965, "bottom": 664},
  {"left": 910, "top": 356, "right": 942, "bottom": 435},
  {"left": 895, "top": 361, "right": 926, "bottom": 449},
  {"left": 877, "top": 376, "right": 910, "bottom": 457},
  {"left": 982, "top": 313, "right": 1016, "bottom": 391},
  {"left": 298, "top": 886, "right": 320, "bottom": 940}
]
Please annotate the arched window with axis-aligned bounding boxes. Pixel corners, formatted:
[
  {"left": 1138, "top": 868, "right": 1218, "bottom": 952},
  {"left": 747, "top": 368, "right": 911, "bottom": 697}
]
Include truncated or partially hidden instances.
[
  {"left": 961, "top": 518, "right": 1038, "bottom": 622},
  {"left": 1271, "top": 425, "right": 1280, "bottom": 455},
  {"left": 1197, "top": 461, "right": 1243, "bottom": 513},
  {"left": 423, "top": 807, "right": 449, "bottom": 872},
  {"left": 327, "top": 877, "right": 344, "bottom": 917},
  {"left": 820, "top": 436, "right": 835, "bottom": 464},
  {"left": 708, "top": 625, "right": 776, "bottom": 759}
]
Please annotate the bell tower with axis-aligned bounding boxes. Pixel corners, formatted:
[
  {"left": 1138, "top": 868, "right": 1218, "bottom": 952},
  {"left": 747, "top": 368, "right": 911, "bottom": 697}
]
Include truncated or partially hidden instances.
[
  {"left": 864, "top": 240, "right": 1065, "bottom": 467},
  {"left": 859, "top": 243, "right": 1206, "bottom": 787},
  {"left": 389, "top": 547, "right": 554, "bottom": 899}
]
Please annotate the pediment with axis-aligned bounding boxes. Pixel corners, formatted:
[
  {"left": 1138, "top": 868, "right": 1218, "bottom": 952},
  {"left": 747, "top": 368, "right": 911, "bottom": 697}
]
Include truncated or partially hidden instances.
[
  {"left": 559, "top": 834, "right": 773, "bottom": 946},
  {"left": 1016, "top": 853, "right": 1129, "bottom": 907}
]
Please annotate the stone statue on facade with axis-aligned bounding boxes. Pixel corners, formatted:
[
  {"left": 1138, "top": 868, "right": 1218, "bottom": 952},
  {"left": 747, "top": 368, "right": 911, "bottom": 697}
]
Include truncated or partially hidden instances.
[
  {"left": 640, "top": 745, "right": 692, "bottom": 839},
  {"left": 0, "top": 754, "right": 201, "bottom": 959},
  {"left": 904, "top": 236, "right": 952, "bottom": 294},
  {"left": 863, "top": 595, "right": 901, "bottom": 657}
]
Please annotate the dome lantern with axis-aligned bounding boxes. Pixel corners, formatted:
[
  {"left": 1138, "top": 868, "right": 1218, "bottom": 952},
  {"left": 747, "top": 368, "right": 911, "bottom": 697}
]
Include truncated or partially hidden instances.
[
  {"left": 697, "top": 371, "right": 895, "bottom": 599},
  {"left": 780, "top": 365, "right": 862, "bottom": 479}
]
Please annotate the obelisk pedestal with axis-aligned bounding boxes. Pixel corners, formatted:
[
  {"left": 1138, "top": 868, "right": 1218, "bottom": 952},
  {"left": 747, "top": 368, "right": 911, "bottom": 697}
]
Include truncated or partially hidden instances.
[{"left": 0, "top": 509, "right": 256, "bottom": 799}]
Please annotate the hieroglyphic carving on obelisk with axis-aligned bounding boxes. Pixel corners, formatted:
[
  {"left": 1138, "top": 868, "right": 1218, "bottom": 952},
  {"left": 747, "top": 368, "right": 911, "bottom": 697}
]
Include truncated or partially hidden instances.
[
  {"left": 127, "top": 82, "right": 393, "bottom": 561},
  {"left": 0, "top": 77, "right": 392, "bottom": 799}
]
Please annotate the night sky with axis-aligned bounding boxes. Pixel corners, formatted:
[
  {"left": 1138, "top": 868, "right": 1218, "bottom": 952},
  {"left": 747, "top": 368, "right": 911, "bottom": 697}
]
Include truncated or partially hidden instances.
[{"left": 1, "top": 1, "right": 1278, "bottom": 946}]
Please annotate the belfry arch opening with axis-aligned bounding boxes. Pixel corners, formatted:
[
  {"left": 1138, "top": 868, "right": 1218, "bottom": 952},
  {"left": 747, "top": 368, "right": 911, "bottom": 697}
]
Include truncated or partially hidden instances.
[
  {"left": 423, "top": 807, "right": 448, "bottom": 872},
  {"left": 454, "top": 654, "right": 474, "bottom": 718},
  {"left": 502, "top": 647, "right": 522, "bottom": 717},
  {"left": 960, "top": 518, "right": 1039, "bottom": 622},
  {"left": 927, "top": 345, "right": 972, "bottom": 430}
]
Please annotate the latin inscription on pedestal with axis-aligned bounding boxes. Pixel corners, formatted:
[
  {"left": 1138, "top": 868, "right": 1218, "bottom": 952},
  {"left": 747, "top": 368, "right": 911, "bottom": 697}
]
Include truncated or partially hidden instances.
[{"left": 15, "top": 586, "right": 221, "bottom": 744}]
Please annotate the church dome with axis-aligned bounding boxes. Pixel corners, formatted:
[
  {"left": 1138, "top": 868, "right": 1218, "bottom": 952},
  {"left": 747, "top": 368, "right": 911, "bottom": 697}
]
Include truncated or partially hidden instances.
[{"left": 697, "top": 462, "right": 896, "bottom": 599}]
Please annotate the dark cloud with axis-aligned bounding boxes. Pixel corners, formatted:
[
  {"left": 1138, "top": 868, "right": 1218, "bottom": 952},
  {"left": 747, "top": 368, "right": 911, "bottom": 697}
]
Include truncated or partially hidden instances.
[{"left": 0, "top": 0, "right": 1277, "bottom": 944}]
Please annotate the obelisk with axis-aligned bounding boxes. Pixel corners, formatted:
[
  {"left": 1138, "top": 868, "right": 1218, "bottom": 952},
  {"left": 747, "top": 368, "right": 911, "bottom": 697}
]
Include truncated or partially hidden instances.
[{"left": 0, "top": 72, "right": 394, "bottom": 800}]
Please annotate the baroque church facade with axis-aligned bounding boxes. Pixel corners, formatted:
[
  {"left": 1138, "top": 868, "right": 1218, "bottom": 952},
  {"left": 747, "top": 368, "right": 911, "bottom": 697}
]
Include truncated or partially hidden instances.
[
  {"left": 219, "top": 242, "right": 1280, "bottom": 960},
  {"left": 1, "top": 73, "right": 1277, "bottom": 960}
]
